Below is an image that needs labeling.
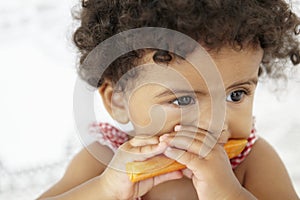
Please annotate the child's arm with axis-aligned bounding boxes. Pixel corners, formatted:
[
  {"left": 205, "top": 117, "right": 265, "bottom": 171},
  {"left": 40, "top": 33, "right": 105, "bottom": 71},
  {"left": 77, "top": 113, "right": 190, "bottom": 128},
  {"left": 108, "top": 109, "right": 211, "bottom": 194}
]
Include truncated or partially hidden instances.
[
  {"left": 37, "top": 137, "right": 183, "bottom": 200},
  {"left": 37, "top": 142, "right": 113, "bottom": 199},
  {"left": 241, "top": 137, "right": 298, "bottom": 199}
]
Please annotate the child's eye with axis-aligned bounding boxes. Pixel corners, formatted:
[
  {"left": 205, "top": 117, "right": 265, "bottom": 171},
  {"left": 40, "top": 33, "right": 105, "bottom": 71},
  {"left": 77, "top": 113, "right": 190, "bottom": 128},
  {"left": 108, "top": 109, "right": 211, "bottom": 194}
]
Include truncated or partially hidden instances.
[
  {"left": 171, "top": 96, "right": 195, "bottom": 106},
  {"left": 226, "top": 90, "right": 246, "bottom": 102}
]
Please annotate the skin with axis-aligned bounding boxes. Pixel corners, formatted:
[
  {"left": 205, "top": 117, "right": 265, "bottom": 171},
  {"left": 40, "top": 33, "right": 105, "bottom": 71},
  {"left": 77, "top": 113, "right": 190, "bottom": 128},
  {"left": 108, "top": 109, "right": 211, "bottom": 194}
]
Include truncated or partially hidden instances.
[{"left": 37, "top": 47, "right": 298, "bottom": 200}]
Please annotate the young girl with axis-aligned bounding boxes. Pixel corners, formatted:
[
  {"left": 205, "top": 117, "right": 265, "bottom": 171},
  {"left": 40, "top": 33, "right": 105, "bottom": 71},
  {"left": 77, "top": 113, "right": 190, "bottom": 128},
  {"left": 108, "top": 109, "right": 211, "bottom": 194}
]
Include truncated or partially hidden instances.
[{"left": 38, "top": 0, "right": 300, "bottom": 199}]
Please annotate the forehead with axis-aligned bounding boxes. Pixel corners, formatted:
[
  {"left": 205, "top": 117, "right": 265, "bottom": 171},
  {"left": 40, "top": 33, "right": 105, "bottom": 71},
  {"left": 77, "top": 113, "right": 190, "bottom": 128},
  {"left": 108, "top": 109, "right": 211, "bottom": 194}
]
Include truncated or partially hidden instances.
[
  {"left": 125, "top": 47, "right": 263, "bottom": 92},
  {"left": 208, "top": 47, "right": 263, "bottom": 86}
]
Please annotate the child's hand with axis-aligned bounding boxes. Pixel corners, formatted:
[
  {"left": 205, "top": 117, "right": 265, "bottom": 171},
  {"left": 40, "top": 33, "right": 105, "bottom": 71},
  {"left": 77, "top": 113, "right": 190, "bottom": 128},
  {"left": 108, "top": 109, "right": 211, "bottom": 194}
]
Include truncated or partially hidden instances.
[
  {"left": 160, "top": 125, "right": 244, "bottom": 200},
  {"left": 100, "top": 136, "right": 183, "bottom": 199}
]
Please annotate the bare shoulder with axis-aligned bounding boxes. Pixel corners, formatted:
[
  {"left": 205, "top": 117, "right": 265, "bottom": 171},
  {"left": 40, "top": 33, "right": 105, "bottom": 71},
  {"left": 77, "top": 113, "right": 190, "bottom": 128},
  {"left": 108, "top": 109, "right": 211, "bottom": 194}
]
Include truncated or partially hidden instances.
[
  {"left": 38, "top": 142, "right": 114, "bottom": 198},
  {"left": 242, "top": 137, "right": 298, "bottom": 199}
]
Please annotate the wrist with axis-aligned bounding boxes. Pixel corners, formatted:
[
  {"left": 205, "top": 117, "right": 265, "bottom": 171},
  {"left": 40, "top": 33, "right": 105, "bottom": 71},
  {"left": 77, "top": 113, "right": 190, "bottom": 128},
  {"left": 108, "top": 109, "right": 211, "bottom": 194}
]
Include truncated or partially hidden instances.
[
  {"left": 96, "top": 174, "right": 119, "bottom": 200},
  {"left": 97, "top": 172, "right": 135, "bottom": 200}
]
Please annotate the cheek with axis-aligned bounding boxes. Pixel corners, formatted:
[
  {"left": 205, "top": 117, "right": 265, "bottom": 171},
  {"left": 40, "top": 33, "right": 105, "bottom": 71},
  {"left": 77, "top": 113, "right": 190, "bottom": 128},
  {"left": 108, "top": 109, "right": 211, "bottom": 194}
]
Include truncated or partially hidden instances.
[
  {"left": 228, "top": 104, "right": 254, "bottom": 139},
  {"left": 229, "top": 119, "right": 253, "bottom": 139},
  {"left": 157, "top": 108, "right": 182, "bottom": 135},
  {"left": 129, "top": 104, "right": 181, "bottom": 136}
]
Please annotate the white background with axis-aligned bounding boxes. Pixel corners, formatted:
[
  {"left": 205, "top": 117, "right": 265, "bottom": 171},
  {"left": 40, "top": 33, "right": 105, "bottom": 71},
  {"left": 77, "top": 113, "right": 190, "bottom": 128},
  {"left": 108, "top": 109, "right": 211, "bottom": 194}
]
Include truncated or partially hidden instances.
[{"left": 0, "top": 0, "right": 299, "bottom": 199}]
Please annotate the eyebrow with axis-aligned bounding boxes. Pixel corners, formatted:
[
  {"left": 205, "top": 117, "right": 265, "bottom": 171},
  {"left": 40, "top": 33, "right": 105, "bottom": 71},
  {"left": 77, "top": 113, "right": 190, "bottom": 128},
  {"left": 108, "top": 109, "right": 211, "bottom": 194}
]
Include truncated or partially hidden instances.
[
  {"left": 155, "top": 89, "right": 205, "bottom": 98},
  {"left": 227, "top": 77, "right": 258, "bottom": 89},
  {"left": 226, "top": 77, "right": 258, "bottom": 90}
]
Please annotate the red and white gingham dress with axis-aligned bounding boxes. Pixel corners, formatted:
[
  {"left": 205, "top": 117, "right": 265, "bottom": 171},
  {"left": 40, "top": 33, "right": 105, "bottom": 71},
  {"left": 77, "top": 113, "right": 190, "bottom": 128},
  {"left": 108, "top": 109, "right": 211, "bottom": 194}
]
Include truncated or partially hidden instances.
[{"left": 89, "top": 122, "right": 258, "bottom": 169}]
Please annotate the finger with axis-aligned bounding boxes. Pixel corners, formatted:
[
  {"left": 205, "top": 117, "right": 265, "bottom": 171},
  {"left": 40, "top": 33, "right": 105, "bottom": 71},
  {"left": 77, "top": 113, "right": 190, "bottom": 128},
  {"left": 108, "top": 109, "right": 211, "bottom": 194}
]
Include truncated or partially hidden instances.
[
  {"left": 161, "top": 134, "right": 215, "bottom": 158},
  {"left": 166, "top": 126, "right": 218, "bottom": 150},
  {"left": 160, "top": 131, "right": 207, "bottom": 145},
  {"left": 120, "top": 141, "right": 168, "bottom": 161},
  {"left": 175, "top": 125, "right": 220, "bottom": 142},
  {"left": 153, "top": 170, "right": 183, "bottom": 186},
  {"left": 182, "top": 168, "right": 193, "bottom": 179},
  {"left": 174, "top": 125, "right": 216, "bottom": 140},
  {"left": 110, "top": 141, "right": 168, "bottom": 171},
  {"left": 129, "top": 136, "right": 160, "bottom": 147},
  {"left": 176, "top": 131, "right": 216, "bottom": 149},
  {"left": 164, "top": 147, "right": 201, "bottom": 172}
]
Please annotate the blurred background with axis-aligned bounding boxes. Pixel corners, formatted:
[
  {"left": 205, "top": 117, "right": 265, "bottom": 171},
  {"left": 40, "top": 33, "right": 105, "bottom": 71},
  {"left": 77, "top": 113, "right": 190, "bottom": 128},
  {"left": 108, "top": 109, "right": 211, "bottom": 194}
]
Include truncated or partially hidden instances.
[{"left": 0, "top": 0, "right": 299, "bottom": 199}]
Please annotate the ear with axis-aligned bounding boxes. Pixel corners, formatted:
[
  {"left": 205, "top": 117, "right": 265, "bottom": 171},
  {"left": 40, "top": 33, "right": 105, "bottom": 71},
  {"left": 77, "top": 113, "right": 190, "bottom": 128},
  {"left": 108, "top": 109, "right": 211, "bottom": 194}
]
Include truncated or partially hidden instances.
[{"left": 98, "top": 81, "right": 129, "bottom": 124}]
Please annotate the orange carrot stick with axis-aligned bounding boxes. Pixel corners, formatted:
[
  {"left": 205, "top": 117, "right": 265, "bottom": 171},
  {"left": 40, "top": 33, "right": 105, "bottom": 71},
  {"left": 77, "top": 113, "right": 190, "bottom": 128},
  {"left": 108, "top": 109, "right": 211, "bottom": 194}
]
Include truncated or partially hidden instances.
[{"left": 126, "top": 139, "right": 247, "bottom": 182}]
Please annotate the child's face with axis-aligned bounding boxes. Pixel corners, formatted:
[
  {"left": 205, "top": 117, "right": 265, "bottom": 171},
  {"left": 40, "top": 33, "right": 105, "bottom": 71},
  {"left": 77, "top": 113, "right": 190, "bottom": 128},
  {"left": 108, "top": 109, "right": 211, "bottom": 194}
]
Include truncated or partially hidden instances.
[{"left": 110, "top": 46, "right": 263, "bottom": 140}]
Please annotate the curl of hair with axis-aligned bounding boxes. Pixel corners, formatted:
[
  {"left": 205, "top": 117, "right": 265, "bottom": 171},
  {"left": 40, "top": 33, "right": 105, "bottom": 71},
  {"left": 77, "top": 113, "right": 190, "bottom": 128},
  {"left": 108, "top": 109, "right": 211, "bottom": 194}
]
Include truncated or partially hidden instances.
[{"left": 72, "top": 0, "right": 300, "bottom": 88}]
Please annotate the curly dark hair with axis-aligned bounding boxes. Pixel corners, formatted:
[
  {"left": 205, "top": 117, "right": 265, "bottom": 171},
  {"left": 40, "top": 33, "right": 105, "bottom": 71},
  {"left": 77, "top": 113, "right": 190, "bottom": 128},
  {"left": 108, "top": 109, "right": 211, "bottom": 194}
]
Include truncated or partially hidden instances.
[{"left": 72, "top": 0, "right": 300, "bottom": 88}]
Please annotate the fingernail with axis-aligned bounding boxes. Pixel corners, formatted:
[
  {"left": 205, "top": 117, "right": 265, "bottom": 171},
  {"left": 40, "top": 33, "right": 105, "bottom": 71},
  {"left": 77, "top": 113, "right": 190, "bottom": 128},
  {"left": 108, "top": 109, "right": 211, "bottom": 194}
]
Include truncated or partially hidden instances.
[
  {"left": 166, "top": 147, "right": 172, "bottom": 152},
  {"left": 158, "top": 141, "right": 166, "bottom": 147},
  {"left": 159, "top": 134, "right": 169, "bottom": 142},
  {"left": 164, "top": 147, "right": 173, "bottom": 156},
  {"left": 174, "top": 125, "right": 181, "bottom": 132}
]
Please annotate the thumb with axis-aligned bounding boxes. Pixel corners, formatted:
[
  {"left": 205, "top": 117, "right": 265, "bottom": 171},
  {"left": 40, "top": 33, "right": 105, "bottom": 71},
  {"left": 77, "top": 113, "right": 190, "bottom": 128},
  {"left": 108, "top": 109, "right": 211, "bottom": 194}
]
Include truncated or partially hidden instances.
[{"left": 153, "top": 170, "right": 183, "bottom": 186}]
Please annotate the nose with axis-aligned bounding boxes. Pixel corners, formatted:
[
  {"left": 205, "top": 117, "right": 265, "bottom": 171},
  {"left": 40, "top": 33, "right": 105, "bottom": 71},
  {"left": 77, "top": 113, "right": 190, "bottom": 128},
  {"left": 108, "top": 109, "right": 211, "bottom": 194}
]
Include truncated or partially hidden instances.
[{"left": 180, "top": 97, "right": 227, "bottom": 139}]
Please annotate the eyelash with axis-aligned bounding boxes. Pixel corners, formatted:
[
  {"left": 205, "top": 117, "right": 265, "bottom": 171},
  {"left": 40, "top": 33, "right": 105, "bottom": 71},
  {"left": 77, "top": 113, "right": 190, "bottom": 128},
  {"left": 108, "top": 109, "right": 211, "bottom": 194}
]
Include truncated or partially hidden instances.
[
  {"left": 226, "top": 87, "right": 252, "bottom": 103},
  {"left": 169, "top": 96, "right": 196, "bottom": 106}
]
